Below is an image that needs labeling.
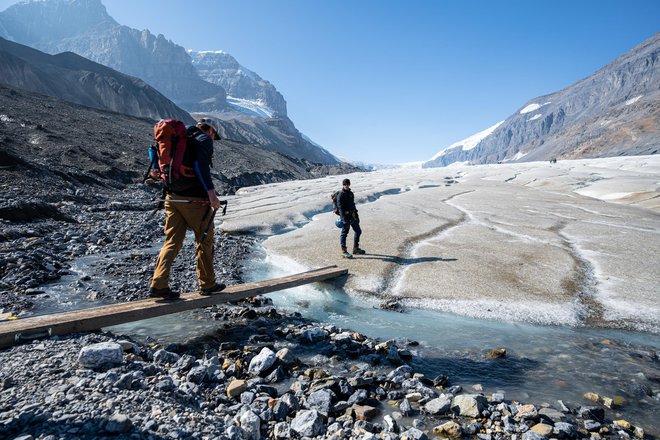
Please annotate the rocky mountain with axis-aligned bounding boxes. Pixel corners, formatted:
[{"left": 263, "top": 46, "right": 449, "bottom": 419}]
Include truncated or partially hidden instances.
[
  {"left": 0, "top": 36, "right": 193, "bottom": 123},
  {"left": 0, "top": 83, "right": 353, "bottom": 206},
  {"left": 425, "top": 33, "right": 659, "bottom": 167},
  {"left": 191, "top": 51, "right": 287, "bottom": 118},
  {"left": 0, "top": 0, "right": 226, "bottom": 110},
  {"left": 0, "top": 0, "right": 340, "bottom": 165},
  {"left": 200, "top": 114, "right": 339, "bottom": 166}
]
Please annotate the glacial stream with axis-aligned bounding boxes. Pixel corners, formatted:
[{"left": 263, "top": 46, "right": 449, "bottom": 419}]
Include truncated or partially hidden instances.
[{"left": 25, "top": 241, "right": 660, "bottom": 434}]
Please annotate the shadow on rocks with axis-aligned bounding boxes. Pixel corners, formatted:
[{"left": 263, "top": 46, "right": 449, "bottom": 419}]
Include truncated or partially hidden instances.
[{"left": 0, "top": 415, "right": 168, "bottom": 440}]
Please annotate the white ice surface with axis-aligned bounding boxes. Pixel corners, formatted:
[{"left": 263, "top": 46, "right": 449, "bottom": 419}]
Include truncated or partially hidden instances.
[{"left": 220, "top": 155, "right": 660, "bottom": 332}]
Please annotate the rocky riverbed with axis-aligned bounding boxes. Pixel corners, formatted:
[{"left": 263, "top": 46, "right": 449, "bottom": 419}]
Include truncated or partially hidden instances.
[
  {"left": 0, "top": 303, "right": 651, "bottom": 440},
  {"left": 0, "top": 183, "right": 256, "bottom": 316}
]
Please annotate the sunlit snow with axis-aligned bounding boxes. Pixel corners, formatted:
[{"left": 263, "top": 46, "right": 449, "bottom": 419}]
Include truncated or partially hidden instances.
[
  {"left": 520, "top": 101, "right": 551, "bottom": 114},
  {"left": 430, "top": 120, "right": 504, "bottom": 160}
]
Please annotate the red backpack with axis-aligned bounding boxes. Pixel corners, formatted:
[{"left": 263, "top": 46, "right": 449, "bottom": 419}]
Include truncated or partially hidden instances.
[{"left": 146, "top": 119, "right": 197, "bottom": 191}]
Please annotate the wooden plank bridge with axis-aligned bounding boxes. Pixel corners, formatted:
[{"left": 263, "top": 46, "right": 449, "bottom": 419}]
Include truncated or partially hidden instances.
[{"left": 0, "top": 265, "right": 347, "bottom": 349}]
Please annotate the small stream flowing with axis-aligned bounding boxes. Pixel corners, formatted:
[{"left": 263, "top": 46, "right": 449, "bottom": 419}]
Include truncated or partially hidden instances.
[{"left": 27, "top": 240, "right": 660, "bottom": 434}]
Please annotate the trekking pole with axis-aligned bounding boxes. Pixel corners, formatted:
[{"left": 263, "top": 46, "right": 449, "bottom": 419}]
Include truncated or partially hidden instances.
[
  {"left": 157, "top": 199, "right": 228, "bottom": 215},
  {"left": 198, "top": 207, "right": 218, "bottom": 249}
]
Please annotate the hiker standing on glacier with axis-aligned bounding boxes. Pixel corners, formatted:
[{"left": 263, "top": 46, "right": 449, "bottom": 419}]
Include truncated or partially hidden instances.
[{"left": 337, "top": 178, "right": 366, "bottom": 258}]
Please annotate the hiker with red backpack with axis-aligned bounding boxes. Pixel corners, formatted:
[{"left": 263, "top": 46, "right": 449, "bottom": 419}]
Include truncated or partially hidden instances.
[
  {"left": 336, "top": 178, "right": 366, "bottom": 258},
  {"left": 148, "top": 117, "right": 226, "bottom": 299}
]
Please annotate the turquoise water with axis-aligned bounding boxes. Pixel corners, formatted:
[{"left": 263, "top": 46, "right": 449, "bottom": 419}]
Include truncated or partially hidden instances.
[
  {"left": 30, "top": 243, "right": 660, "bottom": 433},
  {"left": 244, "top": 249, "right": 660, "bottom": 434}
]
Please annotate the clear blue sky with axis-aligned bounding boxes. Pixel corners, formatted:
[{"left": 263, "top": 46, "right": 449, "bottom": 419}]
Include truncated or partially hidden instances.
[{"left": 2, "top": 0, "right": 659, "bottom": 163}]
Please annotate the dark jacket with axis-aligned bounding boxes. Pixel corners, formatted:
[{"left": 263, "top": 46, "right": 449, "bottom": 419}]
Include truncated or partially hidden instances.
[
  {"left": 171, "top": 127, "right": 215, "bottom": 198},
  {"left": 337, "top": 188, "right": 358, "bottom": 219}
]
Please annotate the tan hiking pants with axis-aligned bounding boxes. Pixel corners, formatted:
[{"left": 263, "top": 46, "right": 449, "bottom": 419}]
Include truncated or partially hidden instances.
[{"left": 150, "top": 195, "right": 216, "bottom": 290}]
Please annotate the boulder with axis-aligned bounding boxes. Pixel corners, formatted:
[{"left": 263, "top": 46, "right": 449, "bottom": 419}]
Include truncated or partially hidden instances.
[{"left": 78, "top": 342, "right": 123, "bottom": 369}]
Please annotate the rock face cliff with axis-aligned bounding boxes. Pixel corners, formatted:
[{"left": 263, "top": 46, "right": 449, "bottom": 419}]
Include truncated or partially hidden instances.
[
  {"left": 0, "top": 37, "right": 193, "bottom": 123},
  {"left": 0, "top": 0, "right": 339, "bottom": 165},
  {"left": 191, "top": 51, "right": 287, "bottom": 118},
  {"left": 425, "top": 33, "right": 659, "bottom": 167}
]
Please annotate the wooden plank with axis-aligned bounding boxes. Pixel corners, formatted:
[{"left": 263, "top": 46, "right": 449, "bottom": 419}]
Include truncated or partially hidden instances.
[{"left": 0, "top": 265, "right": 347, "bottom": 349}]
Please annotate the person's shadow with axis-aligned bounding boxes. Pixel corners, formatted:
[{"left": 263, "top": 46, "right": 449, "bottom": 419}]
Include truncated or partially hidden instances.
[{"left": 354, "top": 253, "right": 457, "bottom": 265}]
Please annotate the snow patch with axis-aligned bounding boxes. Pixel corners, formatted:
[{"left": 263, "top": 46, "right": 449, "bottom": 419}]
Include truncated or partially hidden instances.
[
  {"left": 625, "top": 95, "right": 643, "bottom": 106},
  {"left": 520, "top": 101, "right": 551, "bottom": 114},
  {"left": 527, "top": 114, "right": 542, "bottom": 121},
  {"left": 0, "top": 114, "right": 13, "bottom": 122},
  {"left": 189, "top": 49, "right": 225, "bottom": 55},
  {"left": 430, "top": 120, "right": 504, "bottom": 160},
  {"left": 226, "top": 96, "right": 274, "bottom": 118}
]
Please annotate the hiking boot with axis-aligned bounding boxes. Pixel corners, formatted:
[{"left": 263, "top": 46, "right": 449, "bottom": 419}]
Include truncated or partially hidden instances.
[
  {"left": 200, "top": 283, "right": 227, "bottom": 296},
  {"left": 352, "top": 247, "right": 366, "bottom": 255},
  {"left": 342, "top": 251, "right": 353, "bottom": 259},
  {"left": 149, "top": 287, "right": 180, "bottom": 300}
]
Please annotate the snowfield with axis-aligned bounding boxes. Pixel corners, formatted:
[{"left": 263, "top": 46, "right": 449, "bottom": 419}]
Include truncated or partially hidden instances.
[{"left": 219, "top": 155, "right": 660, "bottom": 333}]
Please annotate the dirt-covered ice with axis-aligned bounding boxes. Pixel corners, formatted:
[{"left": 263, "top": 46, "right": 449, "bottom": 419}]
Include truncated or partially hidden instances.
[{"left": 220, "top": 155, "right": 660, "bottom": 332}]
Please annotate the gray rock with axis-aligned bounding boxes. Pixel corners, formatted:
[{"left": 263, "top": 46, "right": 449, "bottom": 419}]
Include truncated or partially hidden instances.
[
  {"left": 451, "top": 394, "right": 488, "bottom": 417},
  {"left": 153, "top": 349, "right": 180, "bottom": 365},
  {"left": 281, "top": 393, "right": 300, "bottom": 414},
  {"left": 304, "top": 389, "right": 334, "bottom": 416},
  {"left": 240, "top": 410, "right": 261, "bottom": 440},
  {"left": 273, "top": 421, "right": 290, "bottom": 439},
  {"left": 539, "top": 407, "right": 565, "bottom": 422},
  {"left": 347, "top": 389, "right": 368, "bottom": 405},
  {"left": 186, "top": 365, "right": 207, "bottom": 384},
  {"left": 78, "top": 342, "right": 123, "bottom": 369},
  {"left": 578, "top": 406, "right": 604, "bottom": 422},
  {"left": 425, "top": 396, "right": 452, "bottom": 415},
  {"left": 491, "top": 392, "right": 506, "bottom": 403},
  {"left": 400, "top": 398, "right": 414, "bottom": 416},
  {"left": 553, "top": 422, "right": 577, "bottom": 438},
  {"left": 225, "top": 425, "right": 243, "bottom": 440},
  {"left": 248, "top": 347, "right": 276, "bottom": 376},
  {"left": 265, "top": 365, "right": 285, "bottom": 383},
  {"left": 157, "top": 377, "right": 175, "bottom": 392},
  {"left": 583, "top": 420, "right": 602, "bottom": 432},
  {"left": 384, "top": 414, "right": 397, "bottom": 432},
  {"left": 290, "top": 409, "right": 324, "bottom": 437},
  {"left": 387, "top": 365, "right": 414, "bottom": 380},
  {"left": 301, "top": 327, "right": 329, "bottom": 343},
  {"left": 400, "top": 427, "right": 428, "bottom": 440},
  {"left": 275, "top": 348, "right": 298, "bottom": 365},
  {"left": 272, "top": 401, "right": 289, "bottom": 421},
  {"left": 522, "top": 432, "right": 548, "bottom": 440},
  {"left": 104, "top": 413, "right": 133, "bottom": 434}
]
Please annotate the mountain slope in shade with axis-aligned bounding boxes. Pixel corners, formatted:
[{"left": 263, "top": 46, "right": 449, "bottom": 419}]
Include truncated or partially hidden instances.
[
  {"left": 425, "top": 33, "right": 659, "bottom": 168},
  {"left": 0, "top": 36, "right": 193, "bottom": 123},
  {"left": 0, "top": 0, "right": 225, "bottom": 110}
]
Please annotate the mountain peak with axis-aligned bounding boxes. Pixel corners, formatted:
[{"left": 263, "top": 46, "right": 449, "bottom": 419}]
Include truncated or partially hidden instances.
[{"left": 1, "top": 0, "right": 117, "bottom": 43}]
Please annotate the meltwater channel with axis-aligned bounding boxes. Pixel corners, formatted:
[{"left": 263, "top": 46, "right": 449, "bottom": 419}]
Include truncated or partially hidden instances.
[{"left": 30, "top": 242, "right": 660, "bottom": 434}]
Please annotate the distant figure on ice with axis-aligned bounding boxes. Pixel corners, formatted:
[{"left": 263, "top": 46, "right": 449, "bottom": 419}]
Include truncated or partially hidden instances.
[
  {"left": 336, "top": 178, "right": 366, "bottom": 258},
  {"left": 149, "top": 118, "right": 227, "bottom": 299}
]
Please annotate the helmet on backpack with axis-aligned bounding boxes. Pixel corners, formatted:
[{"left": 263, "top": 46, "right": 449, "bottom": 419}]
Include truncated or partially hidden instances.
[{"left": 335, "top": 219, "right": 344, "bottom": 228}]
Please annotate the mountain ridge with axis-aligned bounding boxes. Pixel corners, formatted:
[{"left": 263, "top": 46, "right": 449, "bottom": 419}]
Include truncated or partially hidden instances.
[
  {"left": 424, "top": 32, "right": 659, "bottom": 167},
  {"left": 0, "top": 36, "right": 193, "bottom": 122},
  {"left": 0, "top": 0, "right": 339, "bottom": 165}
]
